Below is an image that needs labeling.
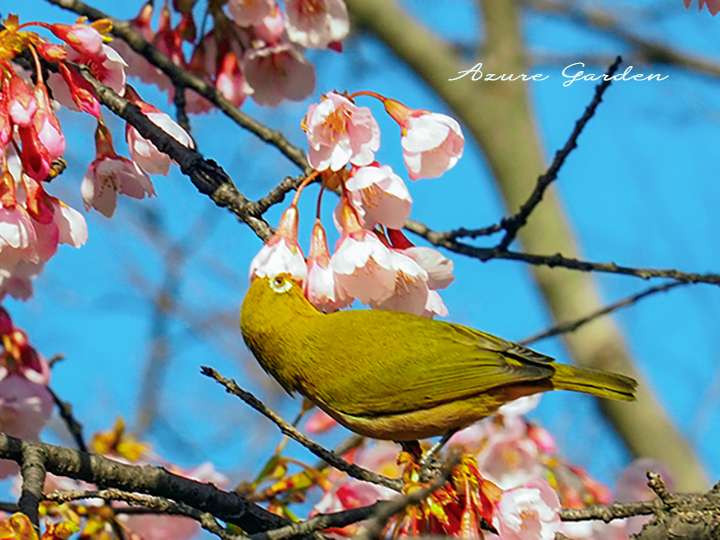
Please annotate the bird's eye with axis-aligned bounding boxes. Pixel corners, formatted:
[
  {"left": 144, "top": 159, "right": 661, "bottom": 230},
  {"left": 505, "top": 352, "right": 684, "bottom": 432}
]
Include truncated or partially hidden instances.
[{"left": 269, "top": 275, "right": 293, "bottom": 294}]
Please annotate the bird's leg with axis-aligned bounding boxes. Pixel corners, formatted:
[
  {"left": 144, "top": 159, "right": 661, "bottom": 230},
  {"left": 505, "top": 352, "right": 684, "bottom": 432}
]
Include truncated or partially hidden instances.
[
  {"left": 396, "top": 440, "right": 423, "bottom": 460},
  {"left": 419, "top": 429, "right": 458, "bottom": 475}
]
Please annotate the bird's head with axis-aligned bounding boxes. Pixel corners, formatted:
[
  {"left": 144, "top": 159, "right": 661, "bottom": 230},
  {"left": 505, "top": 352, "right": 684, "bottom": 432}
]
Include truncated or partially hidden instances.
[{"left": 242, "top": 273, "right": 317, "bottom": 325}]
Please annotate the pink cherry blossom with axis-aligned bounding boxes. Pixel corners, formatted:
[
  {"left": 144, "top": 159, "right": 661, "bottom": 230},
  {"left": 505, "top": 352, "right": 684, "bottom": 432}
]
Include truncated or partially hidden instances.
[
  {"left": 254, "top": 5, "right": 286, "bottom": 44},
  {"left": 526, "top": 423, "right": 557, "bottom": 455},
  {"left": 331, "top": 200, "right": 395, "bottom": 304},
  {"left": 304, "top": 92, "right": 380, "bottom": 171},
  {"left": 215, "top": 51, "right": 249, "bottom": 108},
  {"left": 0, "top": 205, "right": 38, "bottom": 264},
  {"left": 401, "top": 112, "right": 464, "bottom": 179},
  {"left": 126, "top": 111, "right": 194, "bottom": 176},
  {"left": 684, "top": 0, "right": 720, "bottom": 14},
  {"left": 423, "top": 289, "right": 448, "bottom": 318},
  {"left": 17, "top": 125, "right": 51, "bottom": 181},
  {"left": 401, "top": 246, "right": 454, "bottom": 290},
  {"left": 228, "top": 0, "right": 275, "bottom": 26},
  {"left": 0, "top": 376, "right": 53, "bottom": 478},
  {"left": 111, "top": 2, "right": 161, "bottom": 84},
  {"left": 67, "top": 44, "right": 128, "bottom": 97},
  {"left": 498, "top": 394, "right": 541, "bottom": 418},
  {"left": 305, "top": 408, "right": 338, "bottom": 434},
  {"left": 305, "top": 220, "right": 351, "bottom": 312},
  {"left": 370, "top": 249, "right": 429, "bottom": 316},
  {"left": 47, "top": 22, "right": 104, "bottom": 57},
  {"left": 478, "top": 434, "right": 543, "bottom": 489},
  {"left": 250, "top": 206, "right": 307, "bottom": 282},
  {"left": 52, "top": 199, "right": 88, "bottom": 248},
  {"left": 285, "top": 0, "right": 350, "bottom": 49},
  {"left": 244, "top": 42, "right": 315, "bottom": 106},
  {"left": 33, "top": 84, "right": 65, "bottom": 161},
  {"left": 345, "top": 164, "right": 412, "bottom": 229},
  {"left": 8, "top": 75, "right": 37, "bottom": 127},
  {"left": 50, "top": 63, "right": 101, "bottom": 118},
  {"left": 495, "top": 480, "right": 561, "bottom": 540},
  {"left": 81, "top": 156, "right": 154, "bottom": 218}
]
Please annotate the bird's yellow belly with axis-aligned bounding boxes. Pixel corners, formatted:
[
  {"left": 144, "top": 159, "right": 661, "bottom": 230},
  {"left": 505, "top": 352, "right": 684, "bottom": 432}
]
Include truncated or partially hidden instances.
[{"left": 318, "top": 392, "right": 510, "bottom": 440}]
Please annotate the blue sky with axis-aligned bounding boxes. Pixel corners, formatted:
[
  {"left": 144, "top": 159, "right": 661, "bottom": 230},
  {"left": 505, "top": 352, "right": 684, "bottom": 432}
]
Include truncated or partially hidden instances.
[{"left": 8, "top": 0, "right": 720, "bottom": 514}]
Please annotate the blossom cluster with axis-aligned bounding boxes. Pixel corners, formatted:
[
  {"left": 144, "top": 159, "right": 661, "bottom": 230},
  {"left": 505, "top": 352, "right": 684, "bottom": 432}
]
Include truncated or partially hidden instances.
[
  {"left": 0, "top": 419, "right": 227, "bottom": 540},
  {"left": 0, "top": 14, "right": 195, "bottom": 299},
  {"left": 250, "top": 90, "right": 464, "bottom": 316},
  {"left": 115, "top": 0, "right": 350, "bottom": 109},
  {"left": 305, "top": 396, "right": 670, "bottom": 539}
]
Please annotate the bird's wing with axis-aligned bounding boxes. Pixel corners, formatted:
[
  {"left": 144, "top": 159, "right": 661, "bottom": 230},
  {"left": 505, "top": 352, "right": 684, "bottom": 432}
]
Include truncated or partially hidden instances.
[{"left": 307, "top": 310, "right": 555, "bottom": 417}]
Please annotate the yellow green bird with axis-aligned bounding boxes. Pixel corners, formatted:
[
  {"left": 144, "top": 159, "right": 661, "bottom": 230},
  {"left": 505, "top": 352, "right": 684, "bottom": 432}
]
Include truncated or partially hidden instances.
[{"left": 241, "top": 274, "right": 637, "bottom": 441}]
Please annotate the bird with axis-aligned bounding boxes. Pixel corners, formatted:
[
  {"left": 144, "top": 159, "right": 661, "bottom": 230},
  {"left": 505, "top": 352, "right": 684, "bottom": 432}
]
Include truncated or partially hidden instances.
[{"left": 240, "top": 273, "right": 637, "bottom": 441}]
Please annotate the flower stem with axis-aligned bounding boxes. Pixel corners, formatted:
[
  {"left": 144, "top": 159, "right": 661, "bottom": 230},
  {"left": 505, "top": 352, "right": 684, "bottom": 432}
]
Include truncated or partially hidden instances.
[{"left": 291, "top": 170, "right": 321, "bottom": 206}]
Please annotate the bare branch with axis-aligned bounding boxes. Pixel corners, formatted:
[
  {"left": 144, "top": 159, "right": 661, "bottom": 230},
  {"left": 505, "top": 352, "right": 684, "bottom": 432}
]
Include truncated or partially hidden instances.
[
  {"left": 520, "top": 281, "right": 688, "bottom": 345},
  {"left": 201, "top": 367, "right": 402, "bottom": 492},
  {"left": 47, "top": 386, "right": 87, "bottom": 452},
  {"left": 46, "top": 489, "right": 246, "bottom": 540},
  {"left": 0, "top": 432, "right": 288, "bottom": 533},
  {"left": 495, "top": 55, "right": 622, "bottom": 249}
]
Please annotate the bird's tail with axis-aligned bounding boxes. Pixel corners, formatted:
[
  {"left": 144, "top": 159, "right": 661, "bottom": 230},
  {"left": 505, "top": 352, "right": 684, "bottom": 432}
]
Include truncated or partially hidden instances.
[{"left": 551, "top": 364, "right": 637, "bottom": 401}]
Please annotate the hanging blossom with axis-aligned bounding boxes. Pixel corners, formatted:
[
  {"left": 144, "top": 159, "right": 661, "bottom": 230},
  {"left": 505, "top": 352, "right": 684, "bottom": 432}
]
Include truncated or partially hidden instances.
[
  {"left": 0, "top": 308, "right": 52, "bottom": 479},
  {"left": 111, "top": 0, "right": 345, "bottom": 111},
  {"left": 250, "top": 90, "right": 462, "bottom": 317},
  {"left": 123, "top": 86, "right": 194, "bottom": 176},
  {"left": 81, "top": 123, "right": 154, "bottom": 218},
  {"left": 684, "top": 0, "right": 720, "bottom": 14}
]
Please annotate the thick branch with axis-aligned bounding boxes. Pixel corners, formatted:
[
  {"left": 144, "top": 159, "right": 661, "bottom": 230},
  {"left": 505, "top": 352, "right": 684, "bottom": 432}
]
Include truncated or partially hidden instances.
[
  {"left": 46, "top": 489, "right": 245, "bottom": 540},
  {"left": 0, "top": 432, "right": 287, "bottom": 534},
  {"left": 18, "top": 445, "right": 46, "bottom": 529}
]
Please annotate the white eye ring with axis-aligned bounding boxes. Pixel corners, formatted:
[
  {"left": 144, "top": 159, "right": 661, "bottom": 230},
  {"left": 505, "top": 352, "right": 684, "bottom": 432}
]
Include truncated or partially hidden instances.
[{"left": 270, "top": 276, "right": 293, "bottom": 294}]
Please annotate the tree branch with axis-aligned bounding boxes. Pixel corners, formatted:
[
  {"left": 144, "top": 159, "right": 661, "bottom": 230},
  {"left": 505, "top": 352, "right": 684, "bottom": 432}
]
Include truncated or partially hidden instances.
[
  {"left": 46, "top": 488, "right": 246, "bottom": 540},
  {"left": 47, "top": 385, "right": 87, "bottom": 452},
  {"left": 18, "top": 445, "right": 46, "bottom": 529},
  {"left": 200, "top": 367, "right": 402, "bottom": 492},
  {"left": 0, "top": 432, "right": 288, "bottom": 534}
]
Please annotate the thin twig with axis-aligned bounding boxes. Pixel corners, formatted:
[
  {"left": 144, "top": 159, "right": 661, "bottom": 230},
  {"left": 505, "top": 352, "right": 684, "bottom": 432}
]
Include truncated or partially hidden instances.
[
  {"left": 201, "top": 367, "right": 402, "bottom": 492},
  {"left": 495, "top": 55, "right": 622, "bottom": 250},
  {"left": 520, "top": 281, "right": 687, "bottom": 345},
  {"left": 47, "top": 386, "right": 88, "bottom": 452}
]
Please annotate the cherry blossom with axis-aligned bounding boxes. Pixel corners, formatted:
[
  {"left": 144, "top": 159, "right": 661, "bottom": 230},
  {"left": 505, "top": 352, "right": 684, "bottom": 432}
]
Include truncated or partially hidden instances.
[
  {"left": 244, "top": 42, "right": 316, "bottom": 106},
  {"left": 684, "top": 0, "right": 720, "bottom": 14},
  {"left": 0, "top": 376, "right": 53, "bottom": 478},
  {"left": 304, "top": 92, "right": 380, "bottom": 171},
  {"left": 228, "top": 0, "right": 276, "bottom": 26},
  {"left": 382, "top": 99, "right": 464, "bottom": 179},
  {"left": 305, "top": 219, "right": 351, "bottom": 312},
  {"left": 32, "top": 83, "right": 65, "bottom": 161},
  {"left": 345, "top": 164, "right": 412, "bottom": 229},
  {"left": 67, "top": 44, "right": 128, "bottom": 96},
  {"left": 8, "top": 74, "right": 37, "bottom": 127},
  {"left": 285, "top": 0, "right": 350, "bottom": 49},
  {"left": 254, "top": 5, "right": 286, "bottom": 44},
  {"left": 250, "top": 206, "right": 307, "bottom": 281},
  {"left": 370, "top": 249, "right": 429, "bottom": 316},
  {"left": 331, "top": 199, "right": 395, "bottom": 304},
  {"left": 124, "top": 87, "right": 195, "bottom": 175},
  {"left": 305, "top": 408, "right": 338, "bottom": 434},
  {"left": 401, "top": 245, "right": 454, "bottom": 290},
  {"left": 495, "top": 480, "right": 561, "bottom": 540},
  {"left": 46, "top": 22, "right": 104, "bottom": 56},
  {"left": 216, "top": 51, "right": 250, "bottom": 108},
  {"left": 81, "top": 124, "right": 154, "bottom": 218}
]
